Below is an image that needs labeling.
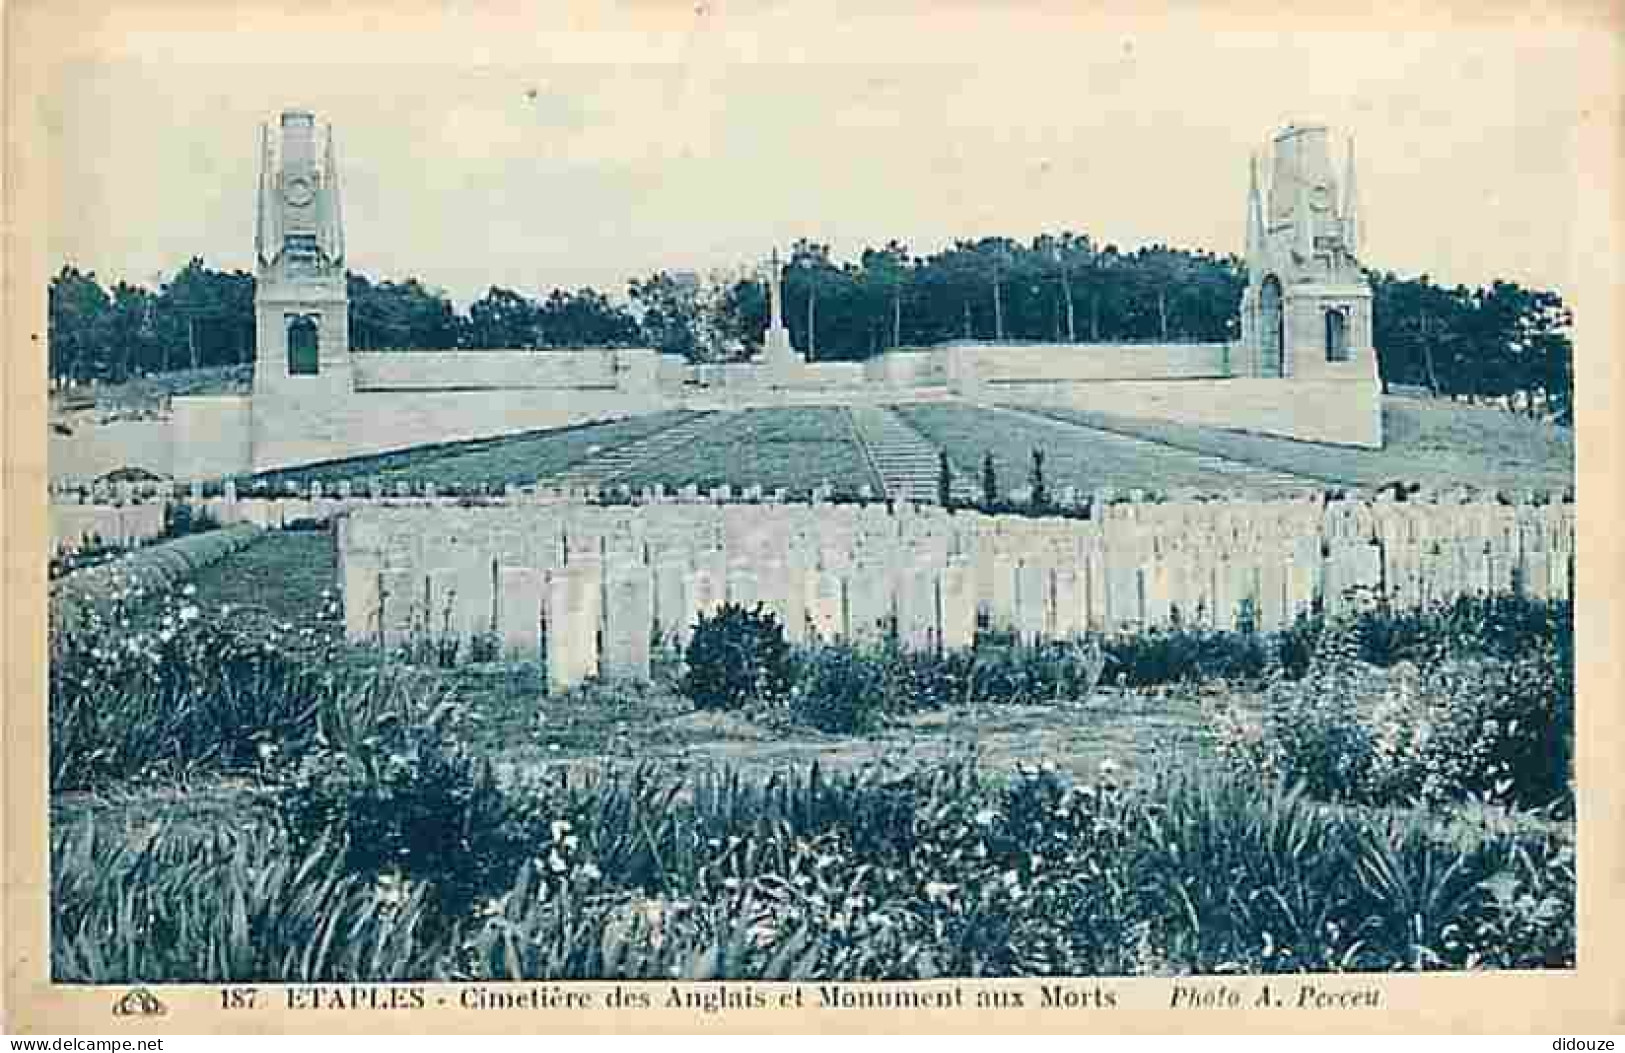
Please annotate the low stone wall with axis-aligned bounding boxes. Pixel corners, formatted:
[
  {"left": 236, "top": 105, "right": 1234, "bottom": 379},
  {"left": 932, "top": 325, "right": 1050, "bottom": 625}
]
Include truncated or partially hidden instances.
[
  {"left": 50, "top": 524, "right": 262, "bottom": 635},
  {"left": 51, "top": 334, "right": 1382, "bottom": 484},
  {"left": 336, "top": 496, "right": 1573, "bottom": 692},
  {"left": 48, "top": 415, "right": 175, "bottom": 482},
  {"left": 865, "top": 349, "right": 947, "bottom": 387},
  {"left": 171, "top": 395, "right": 253, "bottom": 480},
  {"left": 958, "top": 341, "right": 1231, "bottom": 383},
  {"left": 352, "top": 348, "right": 654, "bottom": 390}
]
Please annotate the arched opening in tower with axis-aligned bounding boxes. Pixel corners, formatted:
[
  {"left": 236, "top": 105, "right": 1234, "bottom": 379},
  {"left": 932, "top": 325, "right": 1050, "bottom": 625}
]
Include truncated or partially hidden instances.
[
  {"left": 1259, "top": 275, "right": 1284, "bottom": 377},
  {"left": 1324, "top": 308, "right": 1350, "bottom": 362},
  {"left": 288, "top": 316, "right": 320, "bottom": 376}
]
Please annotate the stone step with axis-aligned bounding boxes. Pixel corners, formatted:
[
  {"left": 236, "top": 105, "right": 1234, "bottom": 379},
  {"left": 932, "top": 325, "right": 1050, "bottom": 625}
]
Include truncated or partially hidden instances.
[{"left": 846, "top": 405, "right": 980, "bottom": 504}]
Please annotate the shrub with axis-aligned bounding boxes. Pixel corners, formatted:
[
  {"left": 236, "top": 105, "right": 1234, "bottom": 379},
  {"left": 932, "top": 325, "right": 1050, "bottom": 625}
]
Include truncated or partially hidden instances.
[
  {"left": 1274, "top": 593, "right": 1569, "bottom": 678},
  {"left": 681, "top": 603, "right": 792, "bottom": 711},
  {"left": 1103, "top": 622, "right": 1269, "bottom": 686},
  {"left": 52, "top": 816, "right": 440, "bottom": 983},
  {"left": 790, "top": 644, "right": 890, "bottom": 733},
  {"left": 1217, "top": 596, "right": 1574, "bottom": 811},
  {"left": 959, "top": 637, "right": 1107, "bottom": 706},
  {"left": 784, "top": 636, "right": 1107, "bottom": 730},
  {"left": 1361, "top": 646, "right": 1573, "bottom": 810},
  {"left": 162, "top": 501, "right": 220, "bottom": 539},
  {"left": 1028, "top": 448, "right": 1049, "bottom": 512},
  {"left": 1234, "top": 617, "right": 1384, "bottom": 803}
]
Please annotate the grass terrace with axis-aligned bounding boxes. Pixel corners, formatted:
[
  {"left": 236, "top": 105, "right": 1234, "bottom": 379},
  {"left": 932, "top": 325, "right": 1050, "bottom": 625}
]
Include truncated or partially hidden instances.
[
  {"left": 240, "top": 410, "right": 703, "bottom": 493},
  {"left": 616, "top": 407, "right": 883, "bottom": 497},
  {"left": 1033, "top": 397, "right": 1575, "bottom": 495},
  {"left": 895, "top": 403, "right": 1306, "bottom": 496}
]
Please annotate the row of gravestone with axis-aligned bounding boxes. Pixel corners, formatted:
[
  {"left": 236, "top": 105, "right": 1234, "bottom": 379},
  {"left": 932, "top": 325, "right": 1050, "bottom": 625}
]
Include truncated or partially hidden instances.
[
  {"left": 335, "top": 498, "right": 1575, "bottom": 574},
  {"left": 51, "top": 503, "right": 167, "bottom": 554},
  {"left": 336, "top": 499, "right": 1575, "bottom": 692},
  {"left": 51, "top": 472, "right": 1575, "bottom": 511}
]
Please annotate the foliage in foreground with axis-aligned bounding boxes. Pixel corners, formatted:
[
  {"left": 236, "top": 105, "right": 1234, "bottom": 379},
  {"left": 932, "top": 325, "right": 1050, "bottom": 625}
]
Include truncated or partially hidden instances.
[
  {"left": 53, "top": 753, "right": 1574, "bottom": 984},
  {"left": 49, "top": 549, "right": 1574, "bottom": 982},
  {"left": 49, "top": 576, "right": 355, "bottom": 792},
  {"left": 1215, "top": 594, "right": 1573, "bottom": 813}
]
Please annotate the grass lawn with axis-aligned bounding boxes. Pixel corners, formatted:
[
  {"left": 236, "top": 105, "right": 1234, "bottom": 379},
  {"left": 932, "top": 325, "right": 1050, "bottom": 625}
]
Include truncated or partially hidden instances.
[
  {"left": 895, "top": 402, "right": 1306, "bottom": 495},
  {"left": 188, "top": 529, "right": 342, "bottom": 647},
  {"left": 1035, "top": 397, "right": 1575, "bottom": 494},
  {"left": 489, "top": 678, "right": 1218, "bottom": 791},
  {"left": 245, "top": 410, "right": 701, "bottom": 492},
  {"left": 618, "top": 406, "right": 882, "bottom": 496}
]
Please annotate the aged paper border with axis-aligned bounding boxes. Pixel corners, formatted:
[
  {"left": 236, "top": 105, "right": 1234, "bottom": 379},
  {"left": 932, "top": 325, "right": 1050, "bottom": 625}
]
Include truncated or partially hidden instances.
[{"left": 5, "top": 0, "right": 1622, "bottom": 1034}]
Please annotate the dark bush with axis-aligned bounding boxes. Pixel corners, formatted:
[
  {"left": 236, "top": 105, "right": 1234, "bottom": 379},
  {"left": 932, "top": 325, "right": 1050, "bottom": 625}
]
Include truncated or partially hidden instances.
[
  {"left": 162, "top": 502, "right": 220, "bottom": 539},
  {"left": 957, "top": 637, "right": 1107, "bottom": 705},
  {"left": 785, "top": 637, "right": 1106, "bottom": 730},
  {"left": 1274, "top": 593, "right": 1569, "bottom": 678},
  {"left": 681, "top": 603, "right": 792, "bottom": 711},
  {"left": 1103, "top": 622, "right": 1270, "bottom": 686},
  {"left": 791, "top": 645, "right": 891, "bottom": 733},
  {"left": 282, "top": 516, "right": 330, "bottom": 533}
]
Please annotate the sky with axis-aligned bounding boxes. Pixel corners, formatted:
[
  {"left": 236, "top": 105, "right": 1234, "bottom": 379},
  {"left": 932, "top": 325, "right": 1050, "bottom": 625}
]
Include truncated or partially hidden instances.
[{"left": 38, "top": 7, "right": 1601, "bottom": 308}]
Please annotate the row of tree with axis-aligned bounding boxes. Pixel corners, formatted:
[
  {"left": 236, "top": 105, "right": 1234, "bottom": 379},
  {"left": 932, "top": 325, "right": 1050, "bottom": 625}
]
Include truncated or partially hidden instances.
[
  {"left": 47, "top": 232, "right": 1573, "bottom": 419},
  {"left": 1369, "top": 272, "right": 1572, "bottom": 415},
  {"left": 637, "top": 236, "right": 1246, "bottom": 363}
]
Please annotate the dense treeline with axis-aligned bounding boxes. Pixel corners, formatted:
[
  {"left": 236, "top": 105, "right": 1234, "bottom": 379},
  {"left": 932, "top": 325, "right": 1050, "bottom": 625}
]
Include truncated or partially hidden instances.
[{"left": 48, "top": 231, "right": 1572, "bottom": 419}]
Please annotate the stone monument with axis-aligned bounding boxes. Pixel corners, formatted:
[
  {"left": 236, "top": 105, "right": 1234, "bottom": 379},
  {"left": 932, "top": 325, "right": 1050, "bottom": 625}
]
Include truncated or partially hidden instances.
[
  {"left": 1237, "top": 124, "right": 1377, "bottom": 385},
  {"left": 761, "top": 248, "right": 803, "bottom": 382},
  {"left": 251, "top": 109, "right": 353, "bottom": 469}
]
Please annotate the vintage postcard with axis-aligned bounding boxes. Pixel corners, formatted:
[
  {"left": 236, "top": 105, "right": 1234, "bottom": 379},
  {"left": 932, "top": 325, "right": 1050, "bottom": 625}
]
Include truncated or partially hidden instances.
[{"left": 4, "top": 0, "right": 1622, "bottom": 1036}]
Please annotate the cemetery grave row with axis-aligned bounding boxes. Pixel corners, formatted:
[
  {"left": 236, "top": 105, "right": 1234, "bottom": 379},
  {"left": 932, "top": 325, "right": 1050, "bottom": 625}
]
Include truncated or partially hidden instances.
[{"left": 334, "top": 495, "right": 1576, "bottom": 693}]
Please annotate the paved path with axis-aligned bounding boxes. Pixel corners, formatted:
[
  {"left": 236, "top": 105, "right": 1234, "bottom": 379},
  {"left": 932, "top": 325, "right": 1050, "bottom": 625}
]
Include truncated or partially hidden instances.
[
  {"left": 846, "top": 405, "right": 980, "bottom": 504},
  {"left": 547, "top": 411, "right": 729, "bottom": 490}
]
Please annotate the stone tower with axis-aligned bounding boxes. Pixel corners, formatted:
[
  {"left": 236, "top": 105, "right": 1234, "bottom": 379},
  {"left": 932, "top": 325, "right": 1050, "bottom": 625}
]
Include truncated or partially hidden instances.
[
  {"left": 252, "top": 109, "right": 352, "bottom": 469},
  {"left": 1238, "top": 124, "right": 1377, "bottom": 386}
]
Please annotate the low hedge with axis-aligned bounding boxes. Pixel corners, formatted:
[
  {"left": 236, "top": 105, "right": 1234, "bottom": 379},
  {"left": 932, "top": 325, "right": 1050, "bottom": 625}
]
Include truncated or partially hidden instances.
[{"left": 50, "top": 524, "right": 263, "bottom": 634}]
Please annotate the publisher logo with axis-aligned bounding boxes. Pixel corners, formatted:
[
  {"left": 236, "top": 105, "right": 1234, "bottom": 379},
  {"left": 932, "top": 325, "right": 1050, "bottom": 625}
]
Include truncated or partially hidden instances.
[{"left": 112, "top": 987, "right": 167, "bottom": 1018}]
